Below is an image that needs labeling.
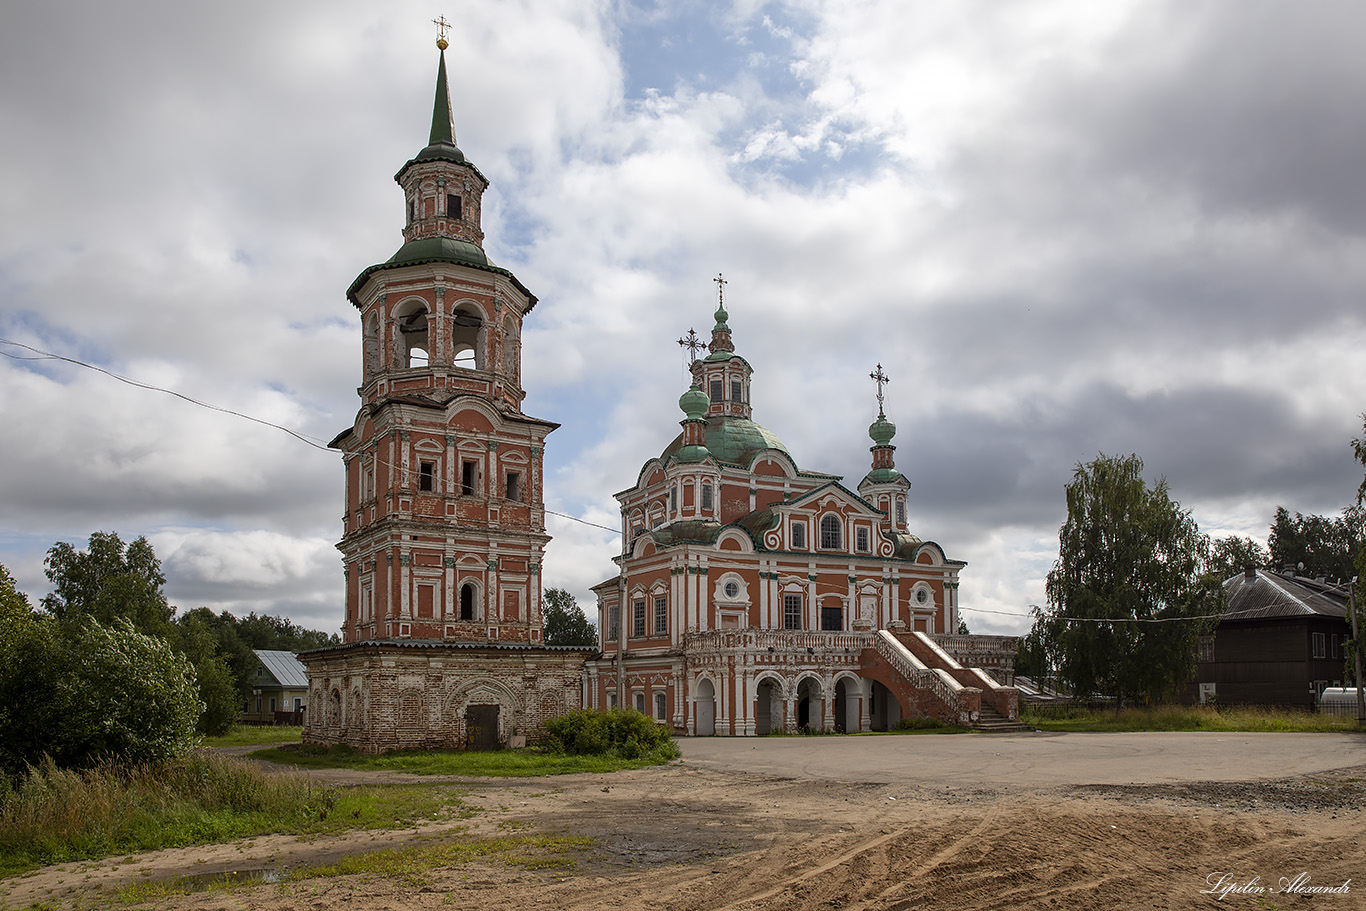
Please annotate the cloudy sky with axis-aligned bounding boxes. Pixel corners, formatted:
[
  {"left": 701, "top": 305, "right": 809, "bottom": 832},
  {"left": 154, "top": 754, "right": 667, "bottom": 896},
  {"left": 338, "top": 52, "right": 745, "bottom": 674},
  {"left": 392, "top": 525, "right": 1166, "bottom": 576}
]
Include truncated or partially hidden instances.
[{"left": 3, "top": 1, "right": 1364, "bottom": 637}]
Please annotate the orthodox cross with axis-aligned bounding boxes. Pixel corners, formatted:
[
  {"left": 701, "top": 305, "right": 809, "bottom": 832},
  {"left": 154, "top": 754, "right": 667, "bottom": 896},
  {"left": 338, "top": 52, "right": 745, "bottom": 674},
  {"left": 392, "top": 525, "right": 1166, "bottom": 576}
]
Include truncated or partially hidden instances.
[
  {"left": 713, "top": 272, "right": 728, "bottom": 309},
  {"left": 678, "top": 328, "right": 705, "bottom": 364},
  {"left": 870, "top": 363, "right": 890, "bottom": 412},
  {"left": 433, "top": 15, "right": 451, "bottom": 47}
]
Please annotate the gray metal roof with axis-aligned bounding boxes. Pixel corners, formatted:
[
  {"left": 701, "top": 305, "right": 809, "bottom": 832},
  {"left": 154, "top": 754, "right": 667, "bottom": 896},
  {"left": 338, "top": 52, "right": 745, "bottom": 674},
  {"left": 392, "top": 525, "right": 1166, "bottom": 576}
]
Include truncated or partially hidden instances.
[
  {"left": 1221, "top": 570, "right": 1348, "bottom": 622},
  {"left": 253, "top": 649, "right": 310, "bottom": 688}
]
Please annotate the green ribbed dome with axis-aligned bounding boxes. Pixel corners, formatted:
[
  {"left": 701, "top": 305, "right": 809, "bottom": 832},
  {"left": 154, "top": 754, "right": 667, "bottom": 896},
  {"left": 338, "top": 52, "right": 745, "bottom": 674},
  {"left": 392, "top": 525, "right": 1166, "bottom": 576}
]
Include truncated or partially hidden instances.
[
  {"left": 387, "top": 236, "right": 488, "bottom": 268},
  {"left": 678, "top": 383, "right": 708, "bottom": 420},
  {"left": 869, "top": 411, "right": 896, "bottom": 446},
  {"left": 663, "top": 415, "right": 789, "bottom": 465}
]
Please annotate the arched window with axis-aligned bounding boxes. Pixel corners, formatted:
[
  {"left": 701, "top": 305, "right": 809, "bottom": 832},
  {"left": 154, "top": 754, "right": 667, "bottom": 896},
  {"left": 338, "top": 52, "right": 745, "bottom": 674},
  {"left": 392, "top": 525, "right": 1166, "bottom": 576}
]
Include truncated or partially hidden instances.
[
  {"left": 450, "top": 304, "right": 484, "bottom": 370},
  {"left": 363, "top": 313, "right": 380, "bottom": 377},
  {"left": 820, "top": 514, "right": 842, "bottom": 550},
  {"left": 460, "top": 583, "right": 477, "bottom": 621},
  {"left": 391, "top": 300, "right": 429, "bottom": 369},
  {"left": 501, "top": 316, "right": 519, "bottom": 380}
]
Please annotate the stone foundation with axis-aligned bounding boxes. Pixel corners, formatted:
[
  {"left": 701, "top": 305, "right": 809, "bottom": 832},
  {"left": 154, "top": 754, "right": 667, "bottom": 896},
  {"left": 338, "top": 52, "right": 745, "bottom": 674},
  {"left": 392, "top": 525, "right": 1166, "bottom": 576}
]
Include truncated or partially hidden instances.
[{"left": 300, "top": 640, "right": 591, "bottom": 752}]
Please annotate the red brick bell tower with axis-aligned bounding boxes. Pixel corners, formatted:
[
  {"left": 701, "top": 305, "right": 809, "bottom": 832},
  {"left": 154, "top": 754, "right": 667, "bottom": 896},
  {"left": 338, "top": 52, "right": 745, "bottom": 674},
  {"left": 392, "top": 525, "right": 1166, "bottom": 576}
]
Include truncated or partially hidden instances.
[{"left": 330, "top": 34, "right": 557, "bottom": 647}]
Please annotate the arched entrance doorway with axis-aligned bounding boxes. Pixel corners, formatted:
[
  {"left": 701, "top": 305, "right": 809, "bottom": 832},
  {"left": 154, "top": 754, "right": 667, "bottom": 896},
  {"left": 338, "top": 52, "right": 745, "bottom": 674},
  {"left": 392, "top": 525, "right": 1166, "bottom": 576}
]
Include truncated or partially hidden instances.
[
  {"left": 833, "top": 677, "right": 861, "bottom": 733},
  {"left": 695, "top": 678, "right": 716, "bottom": 736},
  {"left": 796, "top": 677, "right": 823, "bottom": 731},
  {"left": 755, "top": 678, "right": 782, "bottom": 735},
  {"left": 869, "top": 680, "right": 902, "bottom": 731}
]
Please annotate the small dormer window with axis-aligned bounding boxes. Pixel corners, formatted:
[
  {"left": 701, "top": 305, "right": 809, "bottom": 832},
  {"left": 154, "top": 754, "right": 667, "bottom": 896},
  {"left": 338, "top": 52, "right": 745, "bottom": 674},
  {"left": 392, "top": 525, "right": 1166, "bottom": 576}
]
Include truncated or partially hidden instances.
[{"left": 447, "top": 194, "right": 461, "bottom": 219}]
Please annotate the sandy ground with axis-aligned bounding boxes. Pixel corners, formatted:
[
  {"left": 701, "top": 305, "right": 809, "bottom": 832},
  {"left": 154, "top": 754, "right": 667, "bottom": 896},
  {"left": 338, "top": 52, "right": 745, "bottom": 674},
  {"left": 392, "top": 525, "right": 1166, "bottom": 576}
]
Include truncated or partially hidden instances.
[{"left": 4, "top": 733, "right": 1364, "bottom": 911}]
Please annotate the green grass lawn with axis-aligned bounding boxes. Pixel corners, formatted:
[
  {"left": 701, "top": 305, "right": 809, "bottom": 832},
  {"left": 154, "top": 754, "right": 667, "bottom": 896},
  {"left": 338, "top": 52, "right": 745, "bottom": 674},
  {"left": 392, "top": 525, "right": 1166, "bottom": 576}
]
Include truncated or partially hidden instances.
[
  {"left": 0, "top": 752, "right": 468, "bottom": 878},
  {"left": 250, "top": 743, "right": 678, "bottom": 776},
  {"left": 1022, "top": 703, "right": 1366, "bottom": 733},
  {"left": 202, "top": 724, "right": 304, "bottom": 748}
]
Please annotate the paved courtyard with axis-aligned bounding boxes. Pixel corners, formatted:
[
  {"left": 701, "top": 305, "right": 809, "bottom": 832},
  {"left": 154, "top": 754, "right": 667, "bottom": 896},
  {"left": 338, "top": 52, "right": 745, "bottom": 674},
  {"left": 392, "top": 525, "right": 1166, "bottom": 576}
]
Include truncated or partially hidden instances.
[{"left": 677, "top": 730, "right": 1366, "bottom": 786}]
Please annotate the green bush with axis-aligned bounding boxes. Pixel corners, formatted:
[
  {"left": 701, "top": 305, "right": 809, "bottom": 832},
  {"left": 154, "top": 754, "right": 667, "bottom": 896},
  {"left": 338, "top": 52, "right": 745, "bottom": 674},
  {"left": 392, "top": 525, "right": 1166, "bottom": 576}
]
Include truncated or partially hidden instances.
[
  {"left": 0, "top": 615, "right": 201, "bottom": 774},
  {"left": 894, "top": 717, "right": 951, "bottom": 731},
  {"left": 541, "top": 709, "right": 679, "bottom": 760}
]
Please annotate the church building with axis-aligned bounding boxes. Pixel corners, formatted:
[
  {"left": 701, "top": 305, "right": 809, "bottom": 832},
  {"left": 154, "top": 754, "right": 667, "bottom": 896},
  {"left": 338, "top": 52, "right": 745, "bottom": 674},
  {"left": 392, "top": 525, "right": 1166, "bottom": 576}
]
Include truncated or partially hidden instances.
[
  {"left": 584, "top": 294, "right": 1020, "bottom": 735},
  {"left": 303, "top": 32, "right": 1018, "bottom": 750}
]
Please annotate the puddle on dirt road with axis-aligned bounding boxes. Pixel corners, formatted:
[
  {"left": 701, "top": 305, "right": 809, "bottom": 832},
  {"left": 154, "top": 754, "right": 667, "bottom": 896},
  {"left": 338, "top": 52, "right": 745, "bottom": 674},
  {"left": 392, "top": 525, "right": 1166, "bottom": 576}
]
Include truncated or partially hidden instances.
[{"left": 173, "top": 869, "right": 283, "bottom": 890}]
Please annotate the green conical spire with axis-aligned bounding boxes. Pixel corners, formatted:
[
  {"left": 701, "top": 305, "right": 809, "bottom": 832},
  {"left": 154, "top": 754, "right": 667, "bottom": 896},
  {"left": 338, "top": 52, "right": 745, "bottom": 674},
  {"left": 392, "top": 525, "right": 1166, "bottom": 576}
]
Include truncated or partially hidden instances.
[{"left": 429, "top": 49, "right": 456, "bottom": 147}]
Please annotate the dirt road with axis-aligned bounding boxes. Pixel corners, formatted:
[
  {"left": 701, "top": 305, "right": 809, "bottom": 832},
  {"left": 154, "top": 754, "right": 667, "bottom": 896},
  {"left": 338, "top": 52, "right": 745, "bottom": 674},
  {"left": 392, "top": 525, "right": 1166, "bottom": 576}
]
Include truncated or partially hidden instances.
[{"left": 5, "top": 732, "right": 1364, "bottom": 910}]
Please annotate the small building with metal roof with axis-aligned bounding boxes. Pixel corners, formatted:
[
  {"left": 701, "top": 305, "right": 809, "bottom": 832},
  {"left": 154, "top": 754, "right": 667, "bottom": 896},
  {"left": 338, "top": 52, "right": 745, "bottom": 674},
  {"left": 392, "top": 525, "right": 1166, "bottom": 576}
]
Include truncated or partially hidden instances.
[
  {"left": 245, "top": 649, "right": 310, "bottom": 725},
  {"left": 1188, "top": 569, "right": 1352, "bottom": 709}
]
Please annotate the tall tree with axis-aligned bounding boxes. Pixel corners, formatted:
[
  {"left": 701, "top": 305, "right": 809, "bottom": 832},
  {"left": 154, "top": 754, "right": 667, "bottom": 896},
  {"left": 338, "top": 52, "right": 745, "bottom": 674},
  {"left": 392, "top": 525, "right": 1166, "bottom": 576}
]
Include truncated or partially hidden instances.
[
  {"left": 1267, "top": 506, "right": 1363, "bottom": 580},
  {"left": 542, "top": 587, "right": 597, "bottom": 647},
  {"left": 41, "top": 531, "right": 172, "bottom": 635},
  {"left": 0, "top": 563, "right": 31, "bottom": 626},
  {"left": 1208, "top": 535, "right": 1269, "bottom": 580},
  {"left": 1038, "top": 454, "right": 1223, "bottom": 705}
]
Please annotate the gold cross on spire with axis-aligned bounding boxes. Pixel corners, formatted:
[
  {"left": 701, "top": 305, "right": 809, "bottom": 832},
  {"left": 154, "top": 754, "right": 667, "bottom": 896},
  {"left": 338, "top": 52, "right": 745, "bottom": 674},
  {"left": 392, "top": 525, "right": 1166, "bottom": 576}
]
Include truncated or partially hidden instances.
[
  {"left": 678, "top": 328, "right": 705, "bottom": 364},
  {"left": 870, "top": 363, "right": 890, "bottom": 413},
  {"left": 433, "top": 15, "right": 451, "bottom": 49},
  {"left": 713, "top": 272, "right": 728, "bottom": 310}
]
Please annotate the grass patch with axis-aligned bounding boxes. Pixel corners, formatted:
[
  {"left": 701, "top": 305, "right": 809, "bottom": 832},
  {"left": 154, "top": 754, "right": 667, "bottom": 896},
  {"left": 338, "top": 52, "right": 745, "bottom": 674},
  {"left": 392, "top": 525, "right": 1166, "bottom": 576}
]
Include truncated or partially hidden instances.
[
  {"left": 252, "top": 743, "right": 675, "bottom": 777},
  {"left": 0, "top": 751, "right": 465, "bottom": 877},
  {"left": 115, "top": 831, "right": 594, "bottom": 904},
  {"left": 1022, "top": 703, "right": 1366, "bottom": 733},
  {"left": 888, "top": 717, "right": 971, "bottom": 735},
  {"left": 201, "top": 725, "right": 304, "bottom": 748}
]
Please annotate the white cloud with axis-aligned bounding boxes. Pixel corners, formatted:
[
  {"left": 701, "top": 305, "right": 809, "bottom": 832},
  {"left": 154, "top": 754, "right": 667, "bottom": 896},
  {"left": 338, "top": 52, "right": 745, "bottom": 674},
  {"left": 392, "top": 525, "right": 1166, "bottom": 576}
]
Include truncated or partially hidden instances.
[{"left": 3, "top": 0, "right": 1364, "bottom": 640}]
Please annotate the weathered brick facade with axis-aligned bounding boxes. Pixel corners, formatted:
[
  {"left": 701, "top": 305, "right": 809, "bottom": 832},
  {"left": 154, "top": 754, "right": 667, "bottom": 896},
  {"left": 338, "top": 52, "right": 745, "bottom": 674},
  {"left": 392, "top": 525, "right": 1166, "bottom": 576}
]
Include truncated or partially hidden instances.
[
  {"left": 302, "top": 41, "right": 580, "bottom": 752},
  {"left": 304, "top": 641, "right": 588, "bottom": 751}
]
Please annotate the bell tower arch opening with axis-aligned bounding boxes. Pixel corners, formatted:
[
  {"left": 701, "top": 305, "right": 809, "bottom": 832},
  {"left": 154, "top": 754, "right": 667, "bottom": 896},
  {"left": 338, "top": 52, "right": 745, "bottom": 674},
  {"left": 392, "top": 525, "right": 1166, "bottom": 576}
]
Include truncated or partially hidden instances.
[{"left": 392, "top": 299, "right": 430, "bottom": 369}]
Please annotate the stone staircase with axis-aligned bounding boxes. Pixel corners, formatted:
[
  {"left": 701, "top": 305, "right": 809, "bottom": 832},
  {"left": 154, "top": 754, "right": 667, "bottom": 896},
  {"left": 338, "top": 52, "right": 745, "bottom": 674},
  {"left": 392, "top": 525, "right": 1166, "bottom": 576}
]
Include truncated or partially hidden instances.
[{"left": 975, "top": 703, "right": 1032, "bottom": 733}]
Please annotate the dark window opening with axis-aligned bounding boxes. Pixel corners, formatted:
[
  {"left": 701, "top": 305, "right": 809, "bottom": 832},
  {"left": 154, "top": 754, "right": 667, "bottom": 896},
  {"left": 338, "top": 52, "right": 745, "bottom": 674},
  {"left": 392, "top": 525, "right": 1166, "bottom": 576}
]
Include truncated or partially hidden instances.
[
  {"left": 447, "top": 194, "right": 461, "bottom": 219},
  {"left": 820, "top": 515, "right": 842, "bottom": 549},
  {"left": 821, "top": 605, "right": 842, "bottom": 631},
  {"left": 506, "top": 471, "right": 521, "bottom": 502},
  {"left": 419, "top": 461, "right": 435, "bottom": 492},
  {"left": 731, "top": 379, "right": 742, "bottom": 402},
  {"left": 461, "top": 461, "right": 477, "bottom": 496},
  {"left": 460, "top": 584, "right": 476, "bottom": 621},
  {"left": 632, "top": 600, "right": 646, "bottom": 638},
  {"left": 710, "top": 379, "right": 722, "bottom": 402},
  {"left": 701, "top": 482, "right": 713, "bottom": 510},
  {"left": 654, "top": 595, "right": 667, "bottom": 636},
  {"left": 791, "top": 522, "right": 806, "bottom": 549}
]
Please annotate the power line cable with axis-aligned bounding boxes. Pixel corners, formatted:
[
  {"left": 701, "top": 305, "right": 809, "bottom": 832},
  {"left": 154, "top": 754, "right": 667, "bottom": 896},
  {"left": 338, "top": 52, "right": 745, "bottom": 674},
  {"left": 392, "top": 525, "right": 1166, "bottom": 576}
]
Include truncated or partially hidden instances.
[
  {"left": 2, "top": 337, "right": 624, "bottom": 535},
  {"left": 0, "top": 338, "right": 333, "bottom": 451}
]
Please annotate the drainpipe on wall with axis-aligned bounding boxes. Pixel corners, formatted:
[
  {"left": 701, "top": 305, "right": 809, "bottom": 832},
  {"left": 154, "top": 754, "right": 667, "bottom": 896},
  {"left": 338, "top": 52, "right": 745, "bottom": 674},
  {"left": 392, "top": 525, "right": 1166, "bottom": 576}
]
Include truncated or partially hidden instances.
[{"left": 616, "top": 571, "right": 627, "bottom": 709}]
